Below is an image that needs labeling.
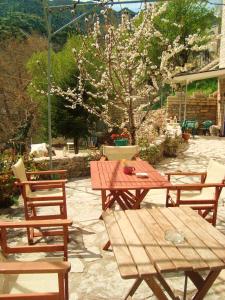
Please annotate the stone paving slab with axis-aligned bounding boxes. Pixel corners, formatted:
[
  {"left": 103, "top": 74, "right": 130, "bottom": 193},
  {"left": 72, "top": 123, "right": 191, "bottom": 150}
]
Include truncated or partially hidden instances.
[{"left": 2, "top": 136, "right": 225, "bottom": 299}]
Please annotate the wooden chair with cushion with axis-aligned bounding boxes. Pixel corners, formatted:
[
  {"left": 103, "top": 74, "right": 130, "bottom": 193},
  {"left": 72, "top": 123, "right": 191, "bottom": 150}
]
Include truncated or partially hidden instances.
[
  {"left": 166, "top": 159, "right": 225, "bottom": 226},
  {"left": 0, "top": 218, "right": 72, "bottom": 300},
  {"left": 12, "top": 158, "right": 68, "bottom": 244},
  {"left": 101, "top": 145, "right": 140, "bottom": 161}
]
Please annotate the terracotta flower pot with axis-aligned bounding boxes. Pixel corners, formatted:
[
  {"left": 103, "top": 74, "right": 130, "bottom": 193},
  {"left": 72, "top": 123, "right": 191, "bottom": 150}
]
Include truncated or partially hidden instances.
[{"left": 182, "top": 132, "right": 190, "bottom": 141}]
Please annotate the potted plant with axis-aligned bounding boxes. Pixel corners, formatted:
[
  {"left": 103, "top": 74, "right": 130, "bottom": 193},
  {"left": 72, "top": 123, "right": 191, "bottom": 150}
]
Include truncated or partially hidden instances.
[
  {"left": 111, "top": 133, "right": 129, "bottom": 146},
  {"left": 182, "top": 131, "right": 190, "bottom": 142}
]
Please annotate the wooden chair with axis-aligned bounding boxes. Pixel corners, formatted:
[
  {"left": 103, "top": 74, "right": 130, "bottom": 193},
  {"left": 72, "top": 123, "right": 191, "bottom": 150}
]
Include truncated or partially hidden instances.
[
  {"left": 101, "top": 145, "right": 140, "bottom": 161},
  {"left": 0, "top": 218, "right": 72, "bottom": 299},
  {"left": 166, "top": 159, "right": 225, "bottom": 226},
  {"left": 12, "top": 158, "right": 68, "bottom": 244}
]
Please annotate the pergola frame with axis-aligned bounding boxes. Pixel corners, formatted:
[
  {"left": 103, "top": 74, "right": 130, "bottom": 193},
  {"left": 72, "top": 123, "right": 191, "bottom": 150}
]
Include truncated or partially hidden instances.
[{"left": 42, "top": 0, "right": 162, "bottom": 167}]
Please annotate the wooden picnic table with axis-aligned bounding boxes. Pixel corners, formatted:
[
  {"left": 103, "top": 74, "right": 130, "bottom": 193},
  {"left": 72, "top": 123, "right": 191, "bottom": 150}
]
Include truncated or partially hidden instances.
[
  {"left": 103, "top": 207, "right": 225, "bottom": 300},
  {"left": 91, "top": 160, "right": 170, "bottom": 211}
]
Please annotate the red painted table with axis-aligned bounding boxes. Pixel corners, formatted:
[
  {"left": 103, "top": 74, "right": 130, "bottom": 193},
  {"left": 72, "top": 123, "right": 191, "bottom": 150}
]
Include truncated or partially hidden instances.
[
  {"left": 91, "top": 160, "right": 171, "bottom": 249},
  {"left": 91, "top": 160, "right": 170, "bottom": 211}
]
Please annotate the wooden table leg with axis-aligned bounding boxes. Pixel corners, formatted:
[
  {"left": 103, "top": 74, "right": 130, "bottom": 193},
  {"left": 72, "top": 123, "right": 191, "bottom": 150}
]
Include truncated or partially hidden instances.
[
  {"left": 101, "top": 190, "right": 107, "bottom": 211},
  {"left": 132, "top": 189, "right": 149, "bottom": 209},
  {"left": 103, "top": 240, "right": 111, "bottom": 251},
  {"left": 156, "top": 273, "right": 180, "bottom": 300},
  {"left": 124, "top": 278, "right": 143, "bottom": 299},
  {"left": 186, "top": 270, "right": 221, "bottom": 300},
  {"left": 145, "top": 276, "right": 169, "bottom": 300}
]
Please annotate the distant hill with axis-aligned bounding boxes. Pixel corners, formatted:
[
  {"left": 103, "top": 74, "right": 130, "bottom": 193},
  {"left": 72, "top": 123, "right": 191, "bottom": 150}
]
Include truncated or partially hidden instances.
[{"left": 0, "top": 0, "right": 136, "bottom": 43}]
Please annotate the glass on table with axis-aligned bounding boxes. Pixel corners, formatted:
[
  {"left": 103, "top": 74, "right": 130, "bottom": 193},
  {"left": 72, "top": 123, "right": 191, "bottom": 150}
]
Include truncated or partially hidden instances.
[{"left": 165, "top": 229, "right": 185, "bottom": 244}]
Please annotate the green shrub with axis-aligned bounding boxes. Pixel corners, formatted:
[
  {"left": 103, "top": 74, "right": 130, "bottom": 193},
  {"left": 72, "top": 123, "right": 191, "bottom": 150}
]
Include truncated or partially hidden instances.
[
  {"left": 138, "top": 138, "right": 161, "bottom": 165},
  {"left": 0, "top": 151, "right": 48, "bottom": 208},
  {"left": 163, "top": 135, "right": 181, "bottom": 157}
]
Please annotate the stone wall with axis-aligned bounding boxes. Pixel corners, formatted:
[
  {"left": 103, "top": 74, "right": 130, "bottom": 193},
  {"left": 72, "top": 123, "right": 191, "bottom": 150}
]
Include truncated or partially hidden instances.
[
  {"left": 167, "top": 92, "right": 217, "bottom": 124},
  {"left": 34, "top": 153, "right": 91, "bottom": 178}
]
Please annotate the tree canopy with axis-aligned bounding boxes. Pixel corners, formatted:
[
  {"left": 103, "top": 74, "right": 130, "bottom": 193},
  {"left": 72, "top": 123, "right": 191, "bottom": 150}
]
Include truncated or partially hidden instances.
[
  {"left": 27, "top": 36, "right": 99, "bottom": 152},
  {"left": 52, "top": 2, "right": 216, "bottom": 143}
]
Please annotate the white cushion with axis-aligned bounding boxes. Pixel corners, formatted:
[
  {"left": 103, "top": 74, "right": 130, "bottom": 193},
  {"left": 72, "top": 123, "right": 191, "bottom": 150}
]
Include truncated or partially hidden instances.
[
  {"left": 103, "top": 145, "right": 139, "bottom": 161},
  {"left": 205, "top": 159, "right": 225, "bottom": 184},
  {"left": 2, "top": 273, "right": 58, "bottom": 295},
  {"left": 11, "top": 158, "right": 27, "bottom": 182},
  {"left": 0, "top": 250, "right": 63, "bottom": 295},
  {"left": 12, "top": 158, "right": 31, "bottom": 195},
  {"left": 201, "top": 160, "right": 225, "bottom": 199}
]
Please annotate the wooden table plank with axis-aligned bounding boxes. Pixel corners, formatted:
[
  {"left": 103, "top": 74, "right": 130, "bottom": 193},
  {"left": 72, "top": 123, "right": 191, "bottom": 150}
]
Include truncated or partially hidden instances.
[
  {"left": 182, "top": 206, "right": 225, "bottom": 247},
  {"left": 181, "top": 207, "right": 225, "bottom": 259},
  {"left": 141, "top": 209, "right": 191, "bottom": 271},
  {"left": 175, "top": 207, "right": 225, "bottom": 263},
  {"left": 125, "top": 209, "right": 176, "bottom": 273},
  {"left": 103, "top": 210, "right": 138, "bottom": 279},
  {"left": 170, "top": 207, "right": 225, "bottom": 269},
  {"left": 159, "top": 208, "right": 208, "bottom": 271},
  {"left": 114, "top": 210, "right": 156, "bottom": 276}
]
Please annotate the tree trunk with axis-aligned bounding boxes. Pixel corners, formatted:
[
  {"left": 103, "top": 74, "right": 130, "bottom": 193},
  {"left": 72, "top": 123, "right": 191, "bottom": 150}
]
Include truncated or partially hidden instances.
[
  {"left": 73, "top": 137, "right": 79, "bottom": 154},
  {"left": 128, "top": 102, "right": 136, "bottom": 145},
  {"left": 130, "top": 127, "right": 136, "bottom": 145}
]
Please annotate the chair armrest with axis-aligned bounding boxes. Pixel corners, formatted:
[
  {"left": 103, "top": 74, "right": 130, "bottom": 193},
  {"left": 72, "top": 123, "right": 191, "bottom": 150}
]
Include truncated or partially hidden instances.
[
  {"left": 19, "top": 179, "right": 67, "bottom": 185},
  {"left": 0, "top": 219, "right": 73, "bottom": 228},
  {"left": 26, "top": 170, "right": 66, "bottom": 176},
  {"left": 134, "top": 156, "right": 143, "bottom": 161},
  {"left": 165, "top": 172, "right": 207, "bottom": 176},
  {"left": 168, "top": 183, "right": 225, "bottom": 190},
  {"left": 0, "top": 261, "right": 71, "bottom": 274},
  {"left": 100, "top": 156, "right": 107, "bottom": 161},
  {"left": 165, "top": 171, "right": 207, "bottom": 183}
]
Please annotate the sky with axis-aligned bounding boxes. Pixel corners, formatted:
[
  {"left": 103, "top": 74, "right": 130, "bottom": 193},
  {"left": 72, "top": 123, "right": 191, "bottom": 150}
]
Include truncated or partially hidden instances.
[{"left": 47, "top": 0, "right": 223, "bottom": 13}]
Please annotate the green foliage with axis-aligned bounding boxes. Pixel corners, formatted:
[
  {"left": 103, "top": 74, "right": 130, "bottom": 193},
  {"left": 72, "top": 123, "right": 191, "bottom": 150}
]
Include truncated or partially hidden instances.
[
  {"left": 163, "top": 135, "right": 181, "bottom": 157},
  {"left": 27, "top": 36, "right": 99, "bottom": 149},
  {"left": 135, "top": 0, "right": 217, "bottom": 68},
  {"left": 0, "top": 151, "right": 48, "bottom": 208},
  {"left": 155, "top": 0, "right": 216, "bottom": 42},
  {"left": 138, "top": 137, "right": 161, "bottom": 164},
  {"left": 0, "top": 12, "right": 46, "bottom": 39},
  {"left": 187, "top": 78, "right": 217, "bottom": 95},
  {"left": 0, "top": 0, "right": 135, "bottom": 46}
]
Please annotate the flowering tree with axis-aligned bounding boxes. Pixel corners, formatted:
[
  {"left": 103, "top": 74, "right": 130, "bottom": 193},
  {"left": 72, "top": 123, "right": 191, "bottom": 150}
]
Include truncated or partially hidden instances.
[{"left": 52, "top": 2, "right": 214, "bottom": 144}]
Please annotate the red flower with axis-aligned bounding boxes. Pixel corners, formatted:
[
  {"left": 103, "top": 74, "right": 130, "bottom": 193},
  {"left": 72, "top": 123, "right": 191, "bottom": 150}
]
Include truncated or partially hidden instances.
[
  {"left": 120, "top": 132, "right": 129, "bottom": 139},
  {"left": 111, "top": 134, "right": 119, "bottom": 140}
]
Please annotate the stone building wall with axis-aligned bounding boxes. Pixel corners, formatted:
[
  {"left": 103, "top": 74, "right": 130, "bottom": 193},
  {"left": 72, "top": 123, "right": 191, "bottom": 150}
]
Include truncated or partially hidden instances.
[
  {"left": 218, "top": 1, "right": 225, "bottom": 132},
  {"left": 219, "top": 0, "right": 225, "bottom": 68},
  {"left": 167, "top": 92, "right": 217, "bottom": 124},
  {"left": 218, "top": 78, "right": 225, "bottom": 129}
]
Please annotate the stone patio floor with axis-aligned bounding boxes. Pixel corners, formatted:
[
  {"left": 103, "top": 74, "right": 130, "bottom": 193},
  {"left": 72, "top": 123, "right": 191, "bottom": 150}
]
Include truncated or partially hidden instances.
[{"left": 2, "top": 136, "right": 225, "bottom": 299}]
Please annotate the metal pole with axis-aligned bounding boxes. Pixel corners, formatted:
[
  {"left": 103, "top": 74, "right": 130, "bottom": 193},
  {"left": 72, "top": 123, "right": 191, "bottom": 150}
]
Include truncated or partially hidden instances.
[
  {"left": 178, "top": 86, "right": 182, "bottom": 122},
  {"left": 52, "top": 12, "right": 90, "bottom": 36},
  {"left": 184, "top": 80, "right": 188, "bottom": 121},
  {"left": 43, "top": 0, "right": 53, "bottom": 168}
]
